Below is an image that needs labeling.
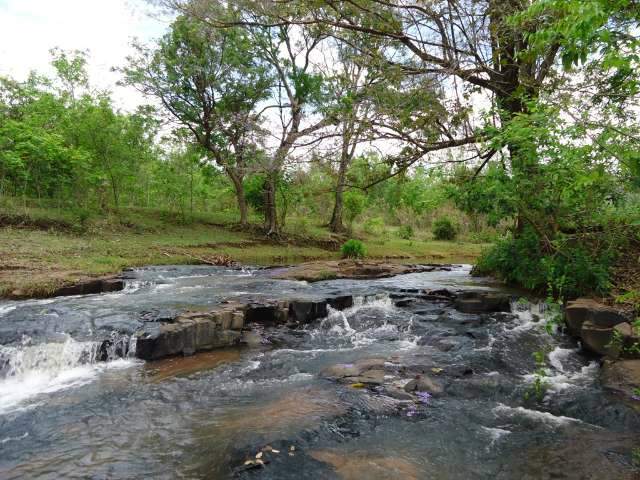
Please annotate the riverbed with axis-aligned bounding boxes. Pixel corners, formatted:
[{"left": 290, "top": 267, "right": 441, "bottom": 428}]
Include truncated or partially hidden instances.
[{"left": 0, "top": 265, "right": 638, "bottom": 479}]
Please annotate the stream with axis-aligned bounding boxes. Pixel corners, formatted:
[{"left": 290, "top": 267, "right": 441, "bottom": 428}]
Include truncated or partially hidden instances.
[{"left": 0, "top": 265, "right": 638, "bottom": 479}]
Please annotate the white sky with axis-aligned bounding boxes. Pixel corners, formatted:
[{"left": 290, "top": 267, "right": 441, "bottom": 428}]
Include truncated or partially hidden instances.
[{"left": 0, "top": 0, "right": 169, "bottom": 110}]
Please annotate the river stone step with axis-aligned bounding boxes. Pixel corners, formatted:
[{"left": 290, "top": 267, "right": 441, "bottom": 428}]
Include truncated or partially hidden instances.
[
  {"left": 135, "top": 295, "right": 355, "bottom": 361},
  {"left": 135, "top": 303, "right": 247, "bottom": 360},
  {"left": 52, "top": 277, "right": 124, "bottom": 297}
]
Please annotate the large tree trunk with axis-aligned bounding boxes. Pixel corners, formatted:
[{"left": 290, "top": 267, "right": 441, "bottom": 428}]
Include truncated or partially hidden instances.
[
  {"left": 263, "top": 172, "right": 278, "bottom": 235},
  {"left": 226, "top": 167, "right": 248, "bottom": 226}
]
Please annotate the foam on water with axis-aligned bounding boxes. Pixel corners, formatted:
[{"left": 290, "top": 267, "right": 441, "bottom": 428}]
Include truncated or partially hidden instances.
[
  {"left": 0, "top": 334, "right": 138, "bottom": 415},
  {"left": 548, "top": 347, "right": 576, "bottom": 372},
  {"left": 0, "top": 303, "right": 17, "bottom": 316},
  {"left": 493, "top": 403, "right": 584, "bottom": 426},
  {"left": 481, "top": 426, "right": 511, "bottom": 445}
]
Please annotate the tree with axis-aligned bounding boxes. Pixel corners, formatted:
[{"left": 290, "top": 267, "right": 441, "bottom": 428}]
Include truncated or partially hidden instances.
[{"left": 121, "top": 13, "right": 273, "bottom": 225}]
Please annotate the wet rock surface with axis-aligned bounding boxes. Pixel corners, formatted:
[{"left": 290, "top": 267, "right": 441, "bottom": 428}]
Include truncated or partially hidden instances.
[
  {"left": 1, "top": 265, "right": 639, "bottom": 480},
  {"left": 563, "top": 297, "right": 639, "bottom": 363}
]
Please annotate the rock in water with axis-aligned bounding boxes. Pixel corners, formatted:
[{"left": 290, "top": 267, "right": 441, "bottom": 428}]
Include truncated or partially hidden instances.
[
  {"left": 565, "top": 298, "right": 629, "bottom": 336},
  {"left": 454, "top": 291, "right": 511, "bottom": 314}
]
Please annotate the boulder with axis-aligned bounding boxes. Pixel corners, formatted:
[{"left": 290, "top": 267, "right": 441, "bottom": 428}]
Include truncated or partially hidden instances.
[
  {"left": 342, "top": 369, "right": 385, "bottom": 386},
  {"left": 454, "top": 291, "right": 511, "bottom": 314},
  {"left": 321, "top": 358, "right": 387, "bottom": 382},
  {"left": 580, "top": 321, "right": 617, "bottom": 357},
  {"left": 565, "top": 298, "right": 628, "bottom": 336}
]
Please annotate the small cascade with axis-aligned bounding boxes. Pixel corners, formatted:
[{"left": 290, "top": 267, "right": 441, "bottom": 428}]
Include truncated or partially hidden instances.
[
  {"left": 0, "top": 332, "right": 137, "bottom": 414},
  {"left": 310, "top": 293, "right": 417, "bottom": 348}
]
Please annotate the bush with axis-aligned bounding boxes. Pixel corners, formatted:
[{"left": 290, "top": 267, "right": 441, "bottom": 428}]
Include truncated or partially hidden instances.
[
  {"left": 398, "top": 224, "right": 414, "bottom": 240},
  {"left": 432, "top": 217, "right": 457, "bottom": 240},
  {"left": 343, "top": 190, "right": 367, "bottom": 224},
  {"left": 473, "top": 226, "right": 615, "bottom": 298},
  {"left": 341, "top": 239, "right": 366, "bottom": 259},
  {"left": 363, "top": 216, "right": 385, "bottom": 236}
]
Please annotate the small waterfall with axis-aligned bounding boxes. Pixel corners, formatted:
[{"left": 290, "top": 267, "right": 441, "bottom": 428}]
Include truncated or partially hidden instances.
[{"left": 0, "top": 333, "right": 137, "bottom": 414}]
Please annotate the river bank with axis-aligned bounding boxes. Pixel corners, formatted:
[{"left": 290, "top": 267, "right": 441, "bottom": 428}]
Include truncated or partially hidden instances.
[{"left": 0, "top": 210, "right": 487, "bottom": 299}]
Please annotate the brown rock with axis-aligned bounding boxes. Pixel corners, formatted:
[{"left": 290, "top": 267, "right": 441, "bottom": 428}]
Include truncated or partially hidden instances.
[
  {"left": 580, "top": 320, "right": 617, "bottom": 357},
  {"left": 565, "top": 298, "right": 628, "bottom": 335},
  {"left": 454, "top": 291, "right": 511, "bottom": 314}
]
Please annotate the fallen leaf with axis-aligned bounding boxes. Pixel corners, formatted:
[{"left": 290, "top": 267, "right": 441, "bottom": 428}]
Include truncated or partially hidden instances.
[
  {"left": 244, "top": 460, "right": 255, "bottom": 466},
  {"left": 256, "top": 452, "right": 263, "bottom": 459},
  {"left": 350, "top": 383, "right": 366, "bottom": 388},
  {"left": 272, "top": 449, "right": 280, "bottom": 454}
]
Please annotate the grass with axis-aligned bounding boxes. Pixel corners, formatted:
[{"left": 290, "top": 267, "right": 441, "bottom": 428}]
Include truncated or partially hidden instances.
[{"left": 0, "top": 203, "right": 489, "bottom": 298}]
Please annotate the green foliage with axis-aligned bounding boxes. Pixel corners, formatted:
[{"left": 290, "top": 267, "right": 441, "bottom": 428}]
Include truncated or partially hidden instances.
[
  {"left": 524, "top": 349, "right": 550, "bottom": 403},
  {"left": 432, "top": 217, "right": 457, "bottom": 241},
  {"left": 341, "top": 239, "right": 366, "bottom": 259},
  {"left": 343, "top": 190, "right": 367, "bottom": 224},
  {"left": 244, "top": 175, "right": 266, "bottom": 213},
  {"left": 475, "top": 226, "right": 615, "bottom": 298},
  {"left": 398, "top": 225, "right": 414, "bottom": 240},
  {"left": 363, "top": 216, "right": 385, "bottom": 236}
]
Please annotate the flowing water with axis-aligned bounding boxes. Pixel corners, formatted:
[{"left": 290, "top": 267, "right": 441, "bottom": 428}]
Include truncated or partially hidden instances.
[{"left": 0, "top": 266, "right": 638, "bottom": 479}]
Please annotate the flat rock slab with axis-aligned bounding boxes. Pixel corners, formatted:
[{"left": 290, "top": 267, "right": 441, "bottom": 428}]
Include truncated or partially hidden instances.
[{"left": 271, "top": 260, "right": 453, "bottom": 282}]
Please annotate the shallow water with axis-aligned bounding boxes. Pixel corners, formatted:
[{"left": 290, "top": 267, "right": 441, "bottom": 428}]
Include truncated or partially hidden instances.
[{"left": 0, "top": 265, "right": 638, "bottom": 479}]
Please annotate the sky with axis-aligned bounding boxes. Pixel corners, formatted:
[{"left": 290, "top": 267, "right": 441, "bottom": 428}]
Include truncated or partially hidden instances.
[{"left": 0, "top": 0, "right": 169, "bottom": 110}]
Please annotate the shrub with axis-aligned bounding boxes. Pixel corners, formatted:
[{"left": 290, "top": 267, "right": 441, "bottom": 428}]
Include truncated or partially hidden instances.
[
  {"left": 398, "top": 225, "right": 414, "bottom": 240},
  {"left": 473, "top": 226, "right": 615, "bottom": 298},
  {"left": 432, "top": 217, "right": 457, "bottom": 240},
  {"left": 343, "top": 190, "right": 367, "bottom": 224},
  {"left": 341, "top": 239, "right": 366, "bottom": 259},
  {"left": 363, "top": 216, "right": 385, "bottom": 236}
]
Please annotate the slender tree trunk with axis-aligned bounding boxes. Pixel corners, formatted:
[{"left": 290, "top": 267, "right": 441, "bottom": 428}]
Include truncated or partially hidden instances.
[
  {"left": 329, "top": 151, "right": 349, "bottom": 233},
  {"left": 263, "top": 172, "right": 278, "bottom": 235},
  {"left": 226, "top": 168, "right": 248, "bottom": 226}
]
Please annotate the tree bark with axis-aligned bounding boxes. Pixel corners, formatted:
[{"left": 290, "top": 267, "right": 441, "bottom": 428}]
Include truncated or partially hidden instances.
[
  {"left": 329, "top": 143, "right": 350, "bottom": 233},
  {"left": 226, "top": 167, "right": 248, "bottom": 226},
  {"left": 263, "top": 172, "right": 278, "bottom": 235}
]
